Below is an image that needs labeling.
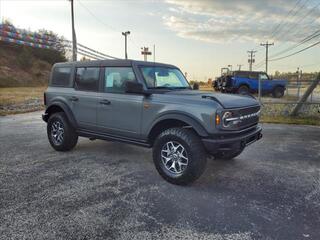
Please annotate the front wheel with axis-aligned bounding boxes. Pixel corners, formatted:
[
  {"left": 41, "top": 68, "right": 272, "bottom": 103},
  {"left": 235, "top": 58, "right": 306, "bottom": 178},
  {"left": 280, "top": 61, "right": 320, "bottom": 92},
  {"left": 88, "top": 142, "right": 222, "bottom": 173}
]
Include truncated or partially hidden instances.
[{"left": 153, "top": 128, "right": 207, "bottom": 185}]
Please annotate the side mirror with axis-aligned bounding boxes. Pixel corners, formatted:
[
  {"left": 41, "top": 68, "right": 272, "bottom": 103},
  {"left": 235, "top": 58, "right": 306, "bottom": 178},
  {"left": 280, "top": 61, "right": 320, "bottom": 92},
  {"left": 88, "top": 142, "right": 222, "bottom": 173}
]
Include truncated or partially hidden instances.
[
  {"left": 125, "top": 81, "right": 149, "bottom": 95},
  {"left": 193, "top": 82, "right": 199, "bottom": 90}
]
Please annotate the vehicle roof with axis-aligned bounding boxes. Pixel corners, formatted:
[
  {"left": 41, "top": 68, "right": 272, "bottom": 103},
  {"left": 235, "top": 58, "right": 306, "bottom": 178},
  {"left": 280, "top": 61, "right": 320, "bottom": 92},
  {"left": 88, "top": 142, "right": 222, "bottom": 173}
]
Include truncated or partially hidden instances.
[
  {"left": 233, "top": 70, "right": 267, "bottom": 74},
  {"left": 53, "top": 59, "right": 178, "bottom": 68}
]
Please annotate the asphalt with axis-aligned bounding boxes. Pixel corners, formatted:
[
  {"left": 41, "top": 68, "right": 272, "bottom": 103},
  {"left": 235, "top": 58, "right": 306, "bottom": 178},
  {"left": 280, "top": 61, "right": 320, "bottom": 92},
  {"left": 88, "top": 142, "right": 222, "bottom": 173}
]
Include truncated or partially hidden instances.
[{"left": 0, "top": 111, "right": 320, "bottom": 240}]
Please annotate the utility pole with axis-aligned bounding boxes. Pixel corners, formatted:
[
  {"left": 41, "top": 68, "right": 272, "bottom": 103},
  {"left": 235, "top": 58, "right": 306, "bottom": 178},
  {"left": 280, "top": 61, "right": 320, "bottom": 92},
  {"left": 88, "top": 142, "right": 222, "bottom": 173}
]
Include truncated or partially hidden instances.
[
  {"left": 122, "top": 31, "right": 130, "bottom": 59},
  {"left": 141, "top": 47, "right": 152, "bottom": 61},
  {"left": 237, "top": 64, "right": 243, "bottom": 71},
  {"left": 70, "top": 0, "right": 77, "bottom": 61},
  {"left": 247, "top": 50, "right": 256, "bottom": 71},
  {"left": 260, "top": 41, "right": 274, "bottom": 73}
]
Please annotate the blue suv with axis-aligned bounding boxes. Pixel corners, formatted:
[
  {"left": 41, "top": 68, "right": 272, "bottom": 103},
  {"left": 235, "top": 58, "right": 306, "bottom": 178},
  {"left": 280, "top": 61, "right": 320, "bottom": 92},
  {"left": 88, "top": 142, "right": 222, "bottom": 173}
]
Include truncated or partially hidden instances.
[{"left": 216, "top": 71, "right": 287, "bottom": 98}]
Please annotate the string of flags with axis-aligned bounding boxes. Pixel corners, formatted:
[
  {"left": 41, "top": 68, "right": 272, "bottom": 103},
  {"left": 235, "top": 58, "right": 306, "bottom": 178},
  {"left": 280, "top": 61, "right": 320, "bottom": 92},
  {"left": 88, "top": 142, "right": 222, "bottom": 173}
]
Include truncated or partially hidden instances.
[{"left": 0, "top": 23, "right": 119, "bottom": 60}]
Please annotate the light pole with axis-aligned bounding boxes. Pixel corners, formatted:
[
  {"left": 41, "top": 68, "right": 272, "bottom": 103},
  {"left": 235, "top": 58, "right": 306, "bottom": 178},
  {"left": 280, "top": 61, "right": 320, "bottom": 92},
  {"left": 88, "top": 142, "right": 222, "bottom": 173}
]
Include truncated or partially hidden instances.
[
  {"left": 228, "top": 65, "right": 233, "bottom": 72},
  {"left": 122, "top": 31, "right": 130, "bottom": 59},
  {"left": 69, "top": 0, "right": 77, "bottom": 61}
]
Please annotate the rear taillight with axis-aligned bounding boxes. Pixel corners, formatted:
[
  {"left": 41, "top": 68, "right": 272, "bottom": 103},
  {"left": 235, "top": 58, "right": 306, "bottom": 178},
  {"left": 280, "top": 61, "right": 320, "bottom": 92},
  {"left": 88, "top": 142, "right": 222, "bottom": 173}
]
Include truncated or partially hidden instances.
[{"left": 44, "top": 92, "right": 47, "bottom": 106}]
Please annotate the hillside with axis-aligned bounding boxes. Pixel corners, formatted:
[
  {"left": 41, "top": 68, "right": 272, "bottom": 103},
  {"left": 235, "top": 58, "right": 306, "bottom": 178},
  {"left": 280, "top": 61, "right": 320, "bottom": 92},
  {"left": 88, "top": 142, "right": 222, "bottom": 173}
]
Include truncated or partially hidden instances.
[{"left": 0, "top": 42, "right": 65, "bottom": 87}]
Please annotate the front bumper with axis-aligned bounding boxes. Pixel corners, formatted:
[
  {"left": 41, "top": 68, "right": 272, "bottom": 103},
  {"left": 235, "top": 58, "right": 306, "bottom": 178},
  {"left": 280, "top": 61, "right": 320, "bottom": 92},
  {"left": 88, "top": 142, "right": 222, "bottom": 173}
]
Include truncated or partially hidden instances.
[
  {"left": 202, "top": 126, "right": 262, "bottom": 155},
  {"left": 42, "top": 113, "right": 48, "bottom": 122}
]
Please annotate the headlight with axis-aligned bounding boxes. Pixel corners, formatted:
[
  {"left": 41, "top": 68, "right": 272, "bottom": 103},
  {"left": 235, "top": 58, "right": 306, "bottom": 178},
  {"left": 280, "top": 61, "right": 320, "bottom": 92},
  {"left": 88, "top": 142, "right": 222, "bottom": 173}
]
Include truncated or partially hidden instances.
[{"left": 222, "top": 111, "right": 233, "bottom": 128}]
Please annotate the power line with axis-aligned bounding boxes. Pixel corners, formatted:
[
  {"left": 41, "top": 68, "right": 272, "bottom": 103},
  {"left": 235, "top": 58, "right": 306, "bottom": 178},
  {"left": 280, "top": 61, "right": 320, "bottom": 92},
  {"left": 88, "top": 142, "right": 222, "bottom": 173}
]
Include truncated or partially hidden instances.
[
  {"left": 272, "top": 1, "right": 320, "bottom": 42},
  {"left": 269, "top": 40, "right": 320, "bottom": 61},
  {"left": 270, "top": 29, "right": 320, "bottom": 58},
  {"left": 273, "top": 10, "right": 320, "bottom": 50},
  {"left": 270, "top": 0, "right": 307, "bottom": 39},
  {"left": 77, "top": 0, "right": 141, "bottom": 51},
  {"left": 77, "top": 0, "right": 118, "bottom": 32},
  {"left": 77, "top": 42, "right": 119, "bottom": 59},
  {"left": 76, "top": 49, "right": 102, "bottom": 60}
]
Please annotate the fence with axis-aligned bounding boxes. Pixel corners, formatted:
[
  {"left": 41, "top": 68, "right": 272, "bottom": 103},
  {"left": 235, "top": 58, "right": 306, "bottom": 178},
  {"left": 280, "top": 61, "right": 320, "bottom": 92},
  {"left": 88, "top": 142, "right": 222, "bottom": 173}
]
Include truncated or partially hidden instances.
[{"left": 257, "top": 77, "right": 320, "bottom": 119}]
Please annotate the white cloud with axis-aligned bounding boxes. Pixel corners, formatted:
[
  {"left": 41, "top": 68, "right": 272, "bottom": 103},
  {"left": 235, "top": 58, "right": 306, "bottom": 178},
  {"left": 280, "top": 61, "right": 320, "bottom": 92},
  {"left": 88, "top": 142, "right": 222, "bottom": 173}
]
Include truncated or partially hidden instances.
[{"left": 163, "top": 0, "right": 320, "bottom": 43}]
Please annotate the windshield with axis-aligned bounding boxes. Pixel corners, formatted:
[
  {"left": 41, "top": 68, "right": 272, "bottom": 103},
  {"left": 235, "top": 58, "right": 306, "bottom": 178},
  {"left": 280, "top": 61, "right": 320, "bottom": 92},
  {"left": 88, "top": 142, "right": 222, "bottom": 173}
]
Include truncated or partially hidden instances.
[{"left": 140, "top": 66, "right": 190, "bottom": 89}]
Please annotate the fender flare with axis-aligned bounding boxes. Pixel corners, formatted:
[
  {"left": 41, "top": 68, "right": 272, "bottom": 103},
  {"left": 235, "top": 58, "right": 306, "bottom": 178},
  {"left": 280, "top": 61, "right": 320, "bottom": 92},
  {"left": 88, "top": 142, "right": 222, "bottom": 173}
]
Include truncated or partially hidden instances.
[
  {"left": 147, "top": 113, "right": 209, "bottom": 138},
  {"left": 45, "top": 101, "right": 78, "bottom": 128}
]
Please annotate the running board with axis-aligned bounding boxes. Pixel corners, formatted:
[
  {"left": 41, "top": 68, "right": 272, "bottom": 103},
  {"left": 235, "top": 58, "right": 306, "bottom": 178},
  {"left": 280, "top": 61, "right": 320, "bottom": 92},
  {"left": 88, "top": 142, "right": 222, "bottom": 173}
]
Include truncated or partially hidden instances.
[{"left": 77, "top": 130, "right": 151, "bottom": 148}]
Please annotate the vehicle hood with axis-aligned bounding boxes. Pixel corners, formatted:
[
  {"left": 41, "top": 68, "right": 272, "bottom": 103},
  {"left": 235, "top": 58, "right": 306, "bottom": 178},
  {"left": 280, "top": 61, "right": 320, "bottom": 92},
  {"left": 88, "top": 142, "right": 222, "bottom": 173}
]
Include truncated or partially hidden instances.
[{"left": 164, "top": 90, "right": 260, "bottom": 109}]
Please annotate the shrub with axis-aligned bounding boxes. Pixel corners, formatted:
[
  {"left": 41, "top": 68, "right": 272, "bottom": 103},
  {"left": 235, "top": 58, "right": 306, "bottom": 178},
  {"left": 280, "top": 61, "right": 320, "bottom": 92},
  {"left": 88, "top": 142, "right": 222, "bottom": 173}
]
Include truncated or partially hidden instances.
[{"left": 17, "top": 47, "right": 33, "bottom": 70}]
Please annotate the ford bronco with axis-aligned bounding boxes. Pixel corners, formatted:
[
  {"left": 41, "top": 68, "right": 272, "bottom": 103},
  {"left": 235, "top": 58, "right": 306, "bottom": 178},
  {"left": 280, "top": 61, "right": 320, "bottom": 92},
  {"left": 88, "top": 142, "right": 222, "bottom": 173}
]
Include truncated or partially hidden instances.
[
  {"left": 43, "top": 60, "right": 262, "bottom": 185},
  {"left": 215, "top": 71, "right": 287, "bottom": 98}
]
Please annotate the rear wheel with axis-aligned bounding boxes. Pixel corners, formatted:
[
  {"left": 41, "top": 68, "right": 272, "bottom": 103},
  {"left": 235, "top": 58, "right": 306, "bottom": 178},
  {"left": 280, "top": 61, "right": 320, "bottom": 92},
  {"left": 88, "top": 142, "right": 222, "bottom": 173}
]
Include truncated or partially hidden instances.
[
  {"left": 153, "top": 128, "right": 207, "bottom": 185},
  {"left": 47, "top": 112, "right": 78, "bottom": 151},
  {"left": 272, "top": 86, "right": 284, "bottom": 98},
  {"left": 237, "top": 85, "right": 249, "bottom": 95}
]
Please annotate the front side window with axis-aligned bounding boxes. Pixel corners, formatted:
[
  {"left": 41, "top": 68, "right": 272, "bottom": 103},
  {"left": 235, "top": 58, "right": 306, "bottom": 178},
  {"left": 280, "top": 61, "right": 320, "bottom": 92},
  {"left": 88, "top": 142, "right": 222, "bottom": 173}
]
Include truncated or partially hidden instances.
[
  {"left": 140, "top": 67, "right": 190, "bottom": 89},
  {"left": 259, "top": 73, "right": 269, "bottom": 80},
  {"left": 75, "top": 67, "right": 99, "bottom": 91},
  {"left": 104, "top": 67, "right": 136, "bottom": 93},
  {"left": 51, "top": 67, "right": 71, "bottom": 86}
]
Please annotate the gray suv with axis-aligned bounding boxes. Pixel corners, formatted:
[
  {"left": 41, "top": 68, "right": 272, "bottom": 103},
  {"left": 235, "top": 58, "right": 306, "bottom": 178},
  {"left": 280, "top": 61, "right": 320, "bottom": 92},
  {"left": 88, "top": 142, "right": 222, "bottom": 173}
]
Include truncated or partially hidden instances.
[{"left": 43, "top": 60, "right": 262, "bottom": 185}]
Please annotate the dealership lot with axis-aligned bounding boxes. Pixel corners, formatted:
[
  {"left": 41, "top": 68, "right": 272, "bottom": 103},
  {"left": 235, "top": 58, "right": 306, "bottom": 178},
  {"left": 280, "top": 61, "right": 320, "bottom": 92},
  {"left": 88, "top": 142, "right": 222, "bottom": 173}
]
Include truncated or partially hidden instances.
[{"left": 0, "top": 111, "right": 320, "bottom": 240}]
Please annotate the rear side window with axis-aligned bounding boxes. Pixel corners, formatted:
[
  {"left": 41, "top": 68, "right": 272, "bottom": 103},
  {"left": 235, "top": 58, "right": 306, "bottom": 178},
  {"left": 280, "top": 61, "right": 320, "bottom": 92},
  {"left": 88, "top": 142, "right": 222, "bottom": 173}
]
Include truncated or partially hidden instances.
[
  {"left": 236, "top": 72, "right": 249, "bottom": 78},
  {"left": 249, "top": 73, "right": 258, "bottom": 79},
  {"left": 75, "top": 67, "right": 100, "bottom": 91},
  {"left": 51, "top": 67, "right": 71, "bottom": 86}
]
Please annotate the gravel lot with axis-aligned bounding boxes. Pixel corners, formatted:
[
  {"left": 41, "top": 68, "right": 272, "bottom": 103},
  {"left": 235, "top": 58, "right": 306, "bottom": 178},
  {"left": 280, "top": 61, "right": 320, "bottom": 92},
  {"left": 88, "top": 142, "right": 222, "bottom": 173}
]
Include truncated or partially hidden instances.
[{"left": 1, "top": 111, "right": 320, "bottom": 240}]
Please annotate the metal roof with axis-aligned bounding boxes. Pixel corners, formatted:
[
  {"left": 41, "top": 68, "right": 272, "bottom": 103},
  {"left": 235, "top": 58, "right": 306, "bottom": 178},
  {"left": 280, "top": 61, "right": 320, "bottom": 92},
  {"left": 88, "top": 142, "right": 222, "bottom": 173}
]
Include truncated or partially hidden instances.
[{"left": 53, "top": 59, "right": 177, "bottom": 68}]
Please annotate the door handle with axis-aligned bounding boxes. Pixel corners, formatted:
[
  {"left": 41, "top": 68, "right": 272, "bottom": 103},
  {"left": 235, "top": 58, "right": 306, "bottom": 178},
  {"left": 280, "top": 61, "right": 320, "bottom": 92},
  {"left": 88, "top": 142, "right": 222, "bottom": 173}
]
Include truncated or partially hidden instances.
[
  {"left": 99, "top": 99, "right": 111, "bottom": 105},
  {"left": 69, "top": 96, "right": 79, "bottom": 102}
]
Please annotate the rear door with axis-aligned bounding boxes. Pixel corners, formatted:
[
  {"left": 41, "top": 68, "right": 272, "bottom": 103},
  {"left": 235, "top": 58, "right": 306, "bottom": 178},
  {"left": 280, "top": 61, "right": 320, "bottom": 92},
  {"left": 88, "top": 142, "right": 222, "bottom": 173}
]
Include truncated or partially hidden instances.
[{"left": 70, "top": 67, "right": 100, "bottom": 130}]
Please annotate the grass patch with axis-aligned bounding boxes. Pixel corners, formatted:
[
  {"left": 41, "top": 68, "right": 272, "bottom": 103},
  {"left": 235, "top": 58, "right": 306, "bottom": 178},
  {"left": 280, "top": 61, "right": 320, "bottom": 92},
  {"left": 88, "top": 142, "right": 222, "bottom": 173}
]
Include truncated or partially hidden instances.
[
  {"left": 0, "top": 86, "right": 46, "bottom": 105},
  {"left": 0, "top": 86, "right": 46, "bottom": 115}
]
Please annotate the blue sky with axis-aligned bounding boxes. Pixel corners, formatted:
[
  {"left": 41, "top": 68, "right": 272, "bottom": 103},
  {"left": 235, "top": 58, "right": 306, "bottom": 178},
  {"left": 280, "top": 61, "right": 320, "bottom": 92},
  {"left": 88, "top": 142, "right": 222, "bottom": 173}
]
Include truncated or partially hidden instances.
[{"left": 1, "top": 0, "right": 319, "bottom": 80}]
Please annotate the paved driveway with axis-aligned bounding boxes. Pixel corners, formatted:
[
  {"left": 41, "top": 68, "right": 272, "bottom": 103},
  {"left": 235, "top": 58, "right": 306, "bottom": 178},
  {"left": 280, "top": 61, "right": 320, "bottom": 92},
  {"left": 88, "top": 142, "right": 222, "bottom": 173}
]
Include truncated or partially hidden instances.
[{"left": 1, "top": 111, "right": 319, "bottom": 240}]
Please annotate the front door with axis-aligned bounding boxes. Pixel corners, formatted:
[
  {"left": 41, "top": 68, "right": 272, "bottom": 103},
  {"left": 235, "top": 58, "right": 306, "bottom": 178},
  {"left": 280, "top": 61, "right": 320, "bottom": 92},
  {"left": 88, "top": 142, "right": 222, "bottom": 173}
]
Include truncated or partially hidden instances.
[
  {"left": 71, "top": 67, "right": 100, "bottom": 129},
  {"left": 97, "top": 67, "right": 143, "bottom": 139}
]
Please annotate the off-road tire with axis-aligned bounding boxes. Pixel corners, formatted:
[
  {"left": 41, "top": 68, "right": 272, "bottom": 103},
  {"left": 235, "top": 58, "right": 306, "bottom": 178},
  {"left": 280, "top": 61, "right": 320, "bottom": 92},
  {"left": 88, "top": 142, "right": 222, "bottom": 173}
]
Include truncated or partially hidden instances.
[
  {"left": 213, "top": 148, "right": 244, "bottom": 160},
  {"left": 153, "top": 128, "right": 207, "bottom": 185},
  {"left": 272, "top": 86, "right": 284, "bottom": 98},
  {"left": 237, "top": 85, "right": 250, "bottom": 95},
  {"left": 47, "top": 112, "right": 78, "bottom": 151}
]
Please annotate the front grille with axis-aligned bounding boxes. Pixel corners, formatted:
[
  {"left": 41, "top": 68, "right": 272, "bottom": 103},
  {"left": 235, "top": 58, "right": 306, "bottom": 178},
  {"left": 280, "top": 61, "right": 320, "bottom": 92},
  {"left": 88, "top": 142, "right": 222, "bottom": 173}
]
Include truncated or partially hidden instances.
[
  {"left": 221, "top": 105, "right": 260, "bottom": 131},
  {"left": 237, "top": 105, "right": 260, "bottom": 129}
]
